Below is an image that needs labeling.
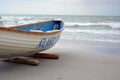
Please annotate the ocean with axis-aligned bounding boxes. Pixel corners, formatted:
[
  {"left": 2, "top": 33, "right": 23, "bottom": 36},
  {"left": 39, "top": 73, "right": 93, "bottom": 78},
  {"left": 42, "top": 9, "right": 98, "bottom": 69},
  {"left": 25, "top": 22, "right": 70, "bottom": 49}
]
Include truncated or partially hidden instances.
[{"left": 0, "top": 15, "right": 120, "bottom": 43}]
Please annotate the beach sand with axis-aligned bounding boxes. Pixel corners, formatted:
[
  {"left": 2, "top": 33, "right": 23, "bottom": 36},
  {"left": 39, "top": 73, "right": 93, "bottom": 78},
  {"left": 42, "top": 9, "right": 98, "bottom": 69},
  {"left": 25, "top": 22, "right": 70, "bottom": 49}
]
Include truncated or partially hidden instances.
[{"left": 0, "top": 39, "right": 120, "bottom": 80}]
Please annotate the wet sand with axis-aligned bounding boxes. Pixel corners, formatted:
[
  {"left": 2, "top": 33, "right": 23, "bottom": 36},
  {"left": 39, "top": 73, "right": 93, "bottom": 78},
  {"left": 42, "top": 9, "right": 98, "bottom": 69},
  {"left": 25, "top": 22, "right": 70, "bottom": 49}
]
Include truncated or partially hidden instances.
[{"left": 0, "top": 39, "right": 120, "bottom": 80}]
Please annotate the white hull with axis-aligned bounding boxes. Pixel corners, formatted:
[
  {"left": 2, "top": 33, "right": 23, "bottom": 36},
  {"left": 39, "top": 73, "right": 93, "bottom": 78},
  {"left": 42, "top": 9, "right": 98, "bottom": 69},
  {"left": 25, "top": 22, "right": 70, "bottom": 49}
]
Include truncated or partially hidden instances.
[{"left": 0, "top": 30, "right": 61, "bottom": 56}]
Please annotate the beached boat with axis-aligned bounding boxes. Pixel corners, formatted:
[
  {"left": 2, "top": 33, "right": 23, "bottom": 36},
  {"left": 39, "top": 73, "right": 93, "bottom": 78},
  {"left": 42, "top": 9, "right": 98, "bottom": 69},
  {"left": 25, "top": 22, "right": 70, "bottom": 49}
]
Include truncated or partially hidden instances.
[{"left": 0, "top": 19, "right": 64, "bottom": 57}]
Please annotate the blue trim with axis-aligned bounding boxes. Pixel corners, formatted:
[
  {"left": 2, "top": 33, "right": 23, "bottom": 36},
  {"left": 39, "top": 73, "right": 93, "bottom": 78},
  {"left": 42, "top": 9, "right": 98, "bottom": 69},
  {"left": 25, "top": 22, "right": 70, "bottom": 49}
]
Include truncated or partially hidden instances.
[{"left": 14, "top": 21, "right": 63, "bottom": 32}]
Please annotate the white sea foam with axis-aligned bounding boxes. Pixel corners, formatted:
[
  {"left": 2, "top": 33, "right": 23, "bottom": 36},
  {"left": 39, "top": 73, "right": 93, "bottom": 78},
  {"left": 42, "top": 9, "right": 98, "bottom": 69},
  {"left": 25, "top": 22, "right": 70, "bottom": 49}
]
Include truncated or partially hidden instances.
[
  {"left": 64, "top": 29, "right": 120, "bottom": 35},
  {"left": 0, "top": 16, "right": 50, "bottom": 27},
  {"left": 61, "top": 35, "right": 120, "bottom": 43},
  {"left": 61, "top": 36, "right": 120, "bottom": 43},
  {"left": 65, "top": 22, "right": 120, "bottom": 29},
  {"left": 1, "top": 16, "right": 33, "bottom": 21}
]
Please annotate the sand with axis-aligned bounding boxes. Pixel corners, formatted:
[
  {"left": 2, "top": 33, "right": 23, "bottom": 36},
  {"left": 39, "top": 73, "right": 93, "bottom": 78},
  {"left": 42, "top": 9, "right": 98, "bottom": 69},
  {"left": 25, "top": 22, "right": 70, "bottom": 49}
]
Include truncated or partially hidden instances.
[{"left": 0, "top": 39, "right": 120, "bottom": 80}]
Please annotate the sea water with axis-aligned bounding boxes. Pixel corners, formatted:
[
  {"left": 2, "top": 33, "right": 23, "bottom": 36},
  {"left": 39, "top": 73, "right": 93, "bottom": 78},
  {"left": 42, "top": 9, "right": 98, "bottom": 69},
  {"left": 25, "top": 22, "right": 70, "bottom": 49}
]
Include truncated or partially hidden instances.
[{"left": 0, "top": 15, "right": 120, "bottom": 43}]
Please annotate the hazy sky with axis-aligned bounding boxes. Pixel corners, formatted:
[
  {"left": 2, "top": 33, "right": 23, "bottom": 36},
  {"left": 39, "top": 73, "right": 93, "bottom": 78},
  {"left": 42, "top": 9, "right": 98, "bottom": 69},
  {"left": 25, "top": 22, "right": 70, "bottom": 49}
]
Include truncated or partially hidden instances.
[{"left": 0, "top": 0, "right": 120, "bottom": 15}]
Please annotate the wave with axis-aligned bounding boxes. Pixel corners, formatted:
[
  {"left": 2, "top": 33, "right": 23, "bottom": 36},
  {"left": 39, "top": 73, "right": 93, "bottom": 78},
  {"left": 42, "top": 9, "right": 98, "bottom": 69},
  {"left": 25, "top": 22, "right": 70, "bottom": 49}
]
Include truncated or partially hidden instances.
[
  {"left": 65, "top": 22, "right": 120, "bottom": 29},
  {"left": 0, "top": 16, "right": 40, "bottom": 27},
  {"left": 1, "top": 16, "right": 120, "bottom": 29},
  {"left": 61, "top": 36, "right": 120, "bottom": 43},
  {"left": 1, "top": 16, "right": 34, "bottom": 21},
  {"left": 0, "top": 16, "right": 52, "bottom": 27},
  {"left": 63, "top": 29, "right": 120, "bottom": 35}
]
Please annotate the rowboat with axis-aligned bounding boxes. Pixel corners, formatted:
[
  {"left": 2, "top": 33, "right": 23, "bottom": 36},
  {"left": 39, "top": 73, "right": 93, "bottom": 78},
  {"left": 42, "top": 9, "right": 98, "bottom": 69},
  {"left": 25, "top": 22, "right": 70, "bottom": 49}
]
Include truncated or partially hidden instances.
[{"left": 0, "top": 19, "right": 64, "bottom": 58}]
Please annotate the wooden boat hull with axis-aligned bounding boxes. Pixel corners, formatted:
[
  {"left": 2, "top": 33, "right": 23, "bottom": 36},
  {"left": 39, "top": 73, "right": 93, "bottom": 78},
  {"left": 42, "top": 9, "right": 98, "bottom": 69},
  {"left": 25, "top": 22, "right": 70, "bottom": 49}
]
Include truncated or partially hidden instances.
[{"left": 0, "top": 20, "right": 64, "bottom": 57}]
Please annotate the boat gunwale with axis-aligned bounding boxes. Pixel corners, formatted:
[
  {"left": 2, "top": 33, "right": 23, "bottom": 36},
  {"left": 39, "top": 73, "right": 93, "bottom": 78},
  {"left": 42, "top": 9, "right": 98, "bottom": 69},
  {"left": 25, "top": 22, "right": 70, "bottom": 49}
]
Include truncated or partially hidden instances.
[{"left": 0, "top": 20, "right": 64, "bottom": 35}]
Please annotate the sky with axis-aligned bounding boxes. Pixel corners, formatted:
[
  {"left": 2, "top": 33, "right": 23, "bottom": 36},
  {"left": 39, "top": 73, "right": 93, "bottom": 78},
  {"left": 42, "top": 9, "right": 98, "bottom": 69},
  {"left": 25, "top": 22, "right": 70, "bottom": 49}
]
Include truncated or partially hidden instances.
[{"left": 0, "top": 0, "right": 120, "bottom": 15}]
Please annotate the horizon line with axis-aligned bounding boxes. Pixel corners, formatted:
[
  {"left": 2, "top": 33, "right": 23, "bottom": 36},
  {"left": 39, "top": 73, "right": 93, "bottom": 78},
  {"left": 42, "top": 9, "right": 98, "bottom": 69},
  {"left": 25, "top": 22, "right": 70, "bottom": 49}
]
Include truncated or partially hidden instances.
[{"left": 0, "top": 14, "right": 120, "bottom": 16}]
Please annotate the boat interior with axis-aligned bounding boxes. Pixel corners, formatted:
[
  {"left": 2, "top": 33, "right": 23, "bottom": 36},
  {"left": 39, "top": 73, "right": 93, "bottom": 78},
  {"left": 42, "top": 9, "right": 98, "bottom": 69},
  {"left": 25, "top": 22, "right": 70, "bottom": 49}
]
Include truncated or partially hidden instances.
[{"left": 11, "top": 20, "right": 64, "bottom": 32}]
